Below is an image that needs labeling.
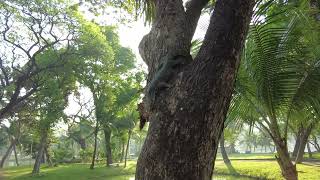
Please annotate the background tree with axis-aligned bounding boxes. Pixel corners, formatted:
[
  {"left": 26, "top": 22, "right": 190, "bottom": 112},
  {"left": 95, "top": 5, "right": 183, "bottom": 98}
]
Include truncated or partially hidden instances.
[
  {"left": 229, "top": 3, "right": 320, "bottom": 179},
  {"left": 31, "top": 63, "right": 76, "bottom": 175},
  {"left": 0, "top": 119, "right": 21, "bottom": 168},
  {"left": 0, "top": 0, "right": 78, "bottom": 120}
]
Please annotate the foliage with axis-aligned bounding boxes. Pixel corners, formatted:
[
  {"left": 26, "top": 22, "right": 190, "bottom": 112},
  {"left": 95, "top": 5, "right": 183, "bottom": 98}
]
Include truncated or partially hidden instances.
[
  {"left": 79, "top": 149, "right": 94, "bottom": 163},
  {"left": 52, "top": 148, "right": 75, "bottom": 163},
  {"left": 0, "top": 0, "right": 79, "bottom": 119}
]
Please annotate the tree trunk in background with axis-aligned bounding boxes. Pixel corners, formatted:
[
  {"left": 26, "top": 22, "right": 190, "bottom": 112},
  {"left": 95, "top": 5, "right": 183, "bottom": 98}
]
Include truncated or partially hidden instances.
[
  {"left": 219, "top": 134, "right": 237, "bottom": 175},
  {"left": 0, "top": 139, "right": 16, "bottom": 168},
  {"left": 230, "top": 143, "right": 236, "bottom": 153},
  {"left": 70, "top": 135, "right": 87, "bottom": 150},
  {"left": 292, "top": 135, "right": 300, "bottom": 158},
  {"left": 311, "top": 136, "right": 320, "bottom": 152},
  {"left": 32, "top": 131, "right": 47, "bottom": 175},
  {"left": 13, "top": 144, "right": 19, "bottom": 166},
  {"left": 274, "top": 138, "right": 297, "bottom": 180},
  {"left": 45, "top": 146, "right": 53, "bottom": 167},
  {"left": 124, "top": 130, "right": 131, "bottom": 168},
  {"left": 135, "top": 0, "right": 254, "bottom": 179},
  {"left": 307, "top": 142, "right": 312, "bottom": 158},
  {"left": 295, "top": 125, "right": 313, "bottom": 164},
  {"left": 103, "top": 128, "right": 113, "bottom": 166},
  {"left": 90, "top": 123, "right": 99, "bottom": 169},
  {"left": 79, "top": 138, "right": 86, "bottom": 150},
  {"left": 120, "top": 142, "right": 125, "bottom": 162}
]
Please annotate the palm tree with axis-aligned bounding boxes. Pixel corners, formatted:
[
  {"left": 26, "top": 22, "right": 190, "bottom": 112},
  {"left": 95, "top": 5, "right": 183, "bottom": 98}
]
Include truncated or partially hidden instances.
[{"left": 229, "top": 3, "right": 320, "bottom": 179}]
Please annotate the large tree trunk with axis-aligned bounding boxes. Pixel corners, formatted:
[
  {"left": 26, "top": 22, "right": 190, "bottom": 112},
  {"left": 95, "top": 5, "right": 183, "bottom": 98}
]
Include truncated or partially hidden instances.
[
  {"left": 274, "top": 138, "right": 297, "bottom": 180},
  {"left": 0, "top": 139, "right": 16, "bottom": 168},
  {"left": 13, "top": 144, "right": 19, "bottom": 166},
  {"left": 90, "top": 123, "right": 98, "bottom": 169},
  {"left": 32, "top": 131, "right": 47, "bottom": 175},
  {"left": 124, "top": 130, "right": 132, "bottom": 168},
  {"left": 135, "top": 0, "right": 254, "bottom": 179},
  {"left": 103, "top": 128, "right": 113, "bottom": 166},
  {"left": 219, "top": 134, "right": 237, "bottom": 175}
]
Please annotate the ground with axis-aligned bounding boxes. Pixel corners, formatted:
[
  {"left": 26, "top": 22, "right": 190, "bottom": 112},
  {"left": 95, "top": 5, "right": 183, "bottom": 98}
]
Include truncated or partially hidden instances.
[{"left": 2, "top": 153, "right": 320, "bottom": 180}]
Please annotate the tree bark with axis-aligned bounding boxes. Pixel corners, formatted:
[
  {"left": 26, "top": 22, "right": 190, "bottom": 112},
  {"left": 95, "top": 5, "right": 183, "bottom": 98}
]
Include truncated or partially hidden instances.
[
  {"left": 120, "top": 141, "right": 125, "bottom": 162},
  {"left": 90, "top": 123, "right": 98, "bottom": 169},
  {"left": 13, "top": 144, "right": 19, "bottom": 166},
  {"left": 32, "top": 131, "right": 47, "bottom": 175},
  {"left": 45, "top": 145, "right": 53, "bottom": 167},
  {"left": 307, "top": 142, "right": 312, "bottom": 158},
  {"left": 124, "top": 130, "right": 131, "bottom": 168},
  {"left": 230, "top": 143, "right": 236, "bottom": 153},
  {"left": 292, "top": 133, "right": 301, "bottom": 158},
  {"left": 136, "top": 0, "right": 254, "bottom": 179},
  {"left": 274, "top": 138, "right": 297, "bottom": 180},
  {"left": 103, "top": 128, "right": 113, "bottom": 166},
  {"left": 79, "top": 138, "right": 86, "bottom": 150},
  {"left": 0, "top": 139, "right": 16, "bottom": 168},
  {"left": 295, "top": 125, "right": 313, "bottom": 164},
  {"left": 219, "top": 134, "right": 237, "bottom": 175},
  {"left": 311, "top": 136, "right": 320, "bottom": 152}
]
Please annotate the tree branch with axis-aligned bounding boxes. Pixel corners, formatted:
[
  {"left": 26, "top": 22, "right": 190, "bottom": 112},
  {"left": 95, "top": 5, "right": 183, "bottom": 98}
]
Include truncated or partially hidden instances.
[
  {"left": 196, "top": 0, "right": 255, "bottom": 61},
  {"left": 185, "top": 0, "right": 210, "bottom": 41}
]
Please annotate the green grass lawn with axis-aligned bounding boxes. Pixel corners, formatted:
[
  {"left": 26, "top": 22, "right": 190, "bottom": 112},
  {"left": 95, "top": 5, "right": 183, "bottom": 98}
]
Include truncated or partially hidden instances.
[
  {"left": 214, "top": 160, "right": 320, "bottom": 180},
  {"left": 216, "top": 152, "right": 320, "bottom": 160},
  {"left": 216, "top": 153, "right": 276, "bottom": 160},
  {"left": 2, "top": 162, "right": 136, "bottom": 180},
  {"left": 2, "top": 158, "right": 320, "bottom": 180}
]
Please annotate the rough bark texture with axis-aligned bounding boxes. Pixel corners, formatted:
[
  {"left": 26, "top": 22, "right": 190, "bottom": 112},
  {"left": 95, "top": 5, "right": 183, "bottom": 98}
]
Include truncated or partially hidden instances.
[
  {"left": 103, "top": 128, "right": 113, "bottom": 166},
  {"left": 0, "top": 139, "right": 16, "bottom": 168},
  {"left": 136, "top": 0, "right": 254, "bottom": 179},
  {"left": 274, "top": 138, "right": 297, "bottom": 180},
  {"left": 124, "top": 130, "right": 132, "bottom": 168},
  {"left": 32, "top": 131, "right": 47, "bottom": 175}
]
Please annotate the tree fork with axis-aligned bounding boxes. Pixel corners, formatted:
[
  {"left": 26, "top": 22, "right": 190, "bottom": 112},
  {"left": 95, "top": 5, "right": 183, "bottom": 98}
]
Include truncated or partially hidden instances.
[{"left": 136, "top": 0, "right": 254, "bottom": 179}]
